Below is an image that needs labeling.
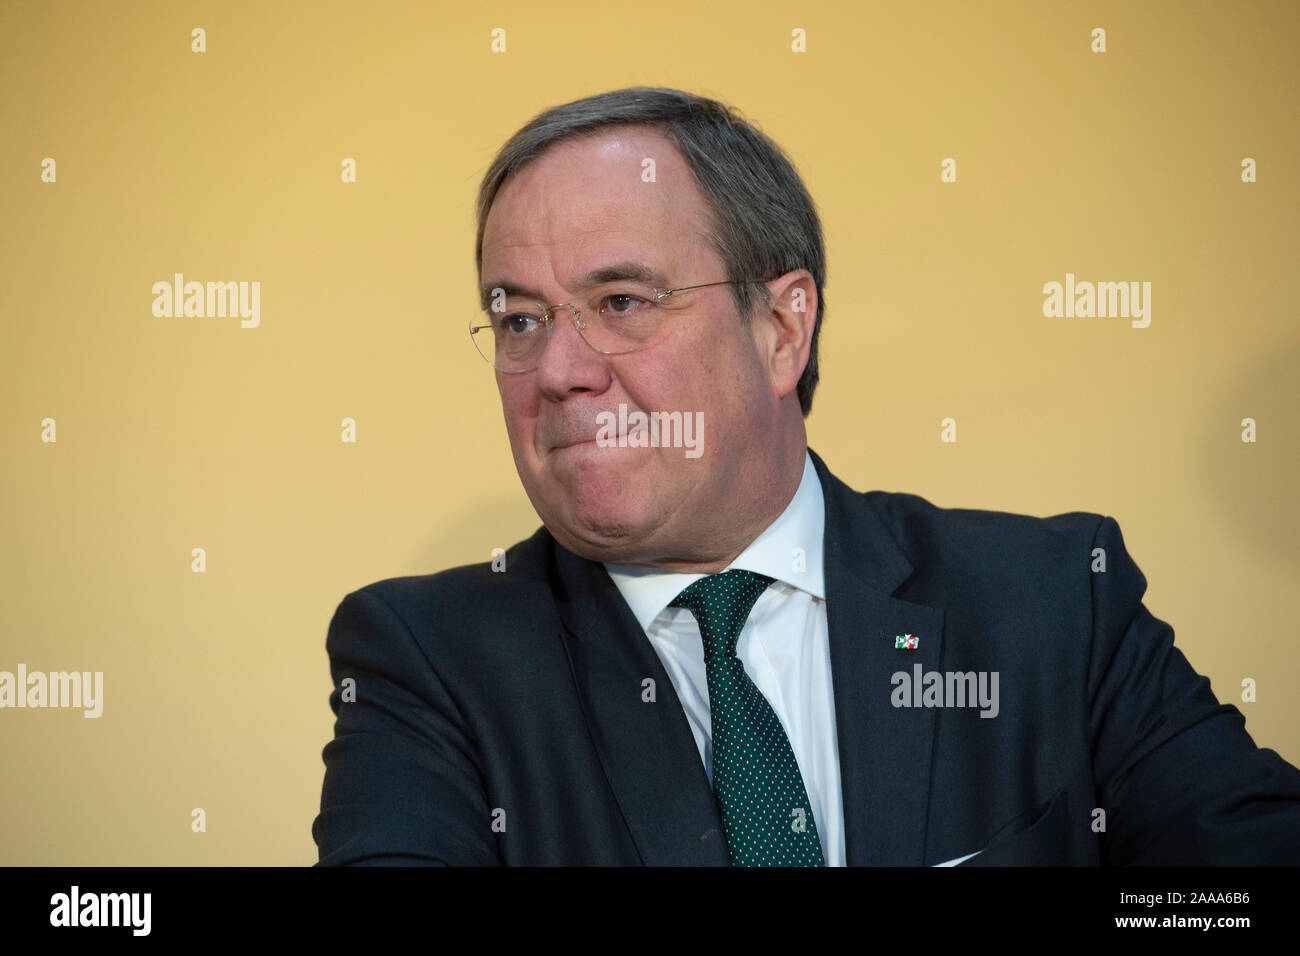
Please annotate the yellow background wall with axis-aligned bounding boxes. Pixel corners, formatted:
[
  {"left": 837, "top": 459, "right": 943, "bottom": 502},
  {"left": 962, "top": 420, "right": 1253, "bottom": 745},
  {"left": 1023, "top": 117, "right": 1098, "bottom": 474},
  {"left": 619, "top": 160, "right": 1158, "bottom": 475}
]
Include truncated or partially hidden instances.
[{"left": 2, "top": 0, "right": 1296, "bottom": 864}]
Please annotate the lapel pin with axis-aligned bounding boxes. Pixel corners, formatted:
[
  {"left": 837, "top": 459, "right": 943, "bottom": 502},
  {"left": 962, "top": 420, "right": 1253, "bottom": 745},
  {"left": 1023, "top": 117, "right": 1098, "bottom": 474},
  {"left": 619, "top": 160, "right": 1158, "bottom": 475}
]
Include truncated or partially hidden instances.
[{"left": 895, "top": 634, "right": 919, "bottom": 650}]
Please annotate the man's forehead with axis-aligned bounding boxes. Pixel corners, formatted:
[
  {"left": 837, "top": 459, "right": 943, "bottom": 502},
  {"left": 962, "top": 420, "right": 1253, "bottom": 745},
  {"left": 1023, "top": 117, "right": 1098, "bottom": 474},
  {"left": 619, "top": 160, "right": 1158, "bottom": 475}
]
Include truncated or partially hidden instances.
[
  {"left": 487, "top": 131, "right": 695, "bottom": 234},
  {"left": 481, "top": 129, "right": 711, "bottom": 295}
]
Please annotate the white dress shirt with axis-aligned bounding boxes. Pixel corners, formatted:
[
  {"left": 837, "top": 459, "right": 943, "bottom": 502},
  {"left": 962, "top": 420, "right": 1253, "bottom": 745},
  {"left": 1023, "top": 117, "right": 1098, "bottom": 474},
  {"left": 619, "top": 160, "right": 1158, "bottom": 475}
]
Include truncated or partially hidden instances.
[{"left": 603, "top": 451, "right": 846, "bottom": 865}]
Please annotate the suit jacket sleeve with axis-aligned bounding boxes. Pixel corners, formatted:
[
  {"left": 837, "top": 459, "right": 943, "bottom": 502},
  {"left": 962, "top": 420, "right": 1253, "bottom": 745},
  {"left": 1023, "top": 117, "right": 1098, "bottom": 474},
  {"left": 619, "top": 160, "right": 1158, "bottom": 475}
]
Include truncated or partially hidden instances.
[
  {"left": 312, "top": 587, "right": 500, "bottom": 865},
  {"left": 1087, "top": 515, "right": 1300, "bottom": 864}
]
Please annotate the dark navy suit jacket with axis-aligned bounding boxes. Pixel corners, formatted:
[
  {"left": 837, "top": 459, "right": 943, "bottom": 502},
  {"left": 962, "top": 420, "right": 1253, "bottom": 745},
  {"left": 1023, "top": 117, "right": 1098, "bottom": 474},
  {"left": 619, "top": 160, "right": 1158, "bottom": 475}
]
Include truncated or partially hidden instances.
[{"left": 312, "top": 449, "right": 1300, "bottom": 865}]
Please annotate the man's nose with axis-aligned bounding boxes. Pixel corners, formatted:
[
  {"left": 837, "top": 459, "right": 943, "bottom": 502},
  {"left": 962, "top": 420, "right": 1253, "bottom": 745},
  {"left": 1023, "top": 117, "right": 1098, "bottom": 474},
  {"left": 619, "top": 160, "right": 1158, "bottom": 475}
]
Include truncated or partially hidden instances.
[{"left": 533, "top": 307, "right": 612, "bottom": 399}]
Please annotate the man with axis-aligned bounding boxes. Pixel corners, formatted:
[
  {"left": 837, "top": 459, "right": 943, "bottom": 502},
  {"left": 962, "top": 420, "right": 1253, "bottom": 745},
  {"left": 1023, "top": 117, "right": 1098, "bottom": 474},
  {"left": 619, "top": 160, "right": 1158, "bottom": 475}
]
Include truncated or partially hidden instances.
[{"left": 312, "top": 87, "right": 1300, "bottom": 865}]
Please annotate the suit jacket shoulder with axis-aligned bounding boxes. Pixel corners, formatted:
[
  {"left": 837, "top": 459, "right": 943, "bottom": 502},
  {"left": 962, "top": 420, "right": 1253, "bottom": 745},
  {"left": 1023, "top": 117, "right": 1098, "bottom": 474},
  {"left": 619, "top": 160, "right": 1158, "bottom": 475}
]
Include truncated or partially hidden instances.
[{"left": 862, "top": 487, "right": 1106, "bottom": 599}]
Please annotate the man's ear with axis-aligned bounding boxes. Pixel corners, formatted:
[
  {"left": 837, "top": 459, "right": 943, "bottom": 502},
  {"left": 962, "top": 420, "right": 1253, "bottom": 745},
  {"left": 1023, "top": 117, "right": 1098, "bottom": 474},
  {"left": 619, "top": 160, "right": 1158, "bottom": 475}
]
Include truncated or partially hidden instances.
[{"left": 752, "top": 270, "right": 817, "bottom": 402}]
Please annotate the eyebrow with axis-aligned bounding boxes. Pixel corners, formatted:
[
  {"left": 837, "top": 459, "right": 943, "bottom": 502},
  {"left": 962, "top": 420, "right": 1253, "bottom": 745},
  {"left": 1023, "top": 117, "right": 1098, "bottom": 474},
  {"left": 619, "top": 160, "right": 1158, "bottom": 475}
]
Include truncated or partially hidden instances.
[{"left": 479, "top": 261, "right": 671, "bottom": 309}]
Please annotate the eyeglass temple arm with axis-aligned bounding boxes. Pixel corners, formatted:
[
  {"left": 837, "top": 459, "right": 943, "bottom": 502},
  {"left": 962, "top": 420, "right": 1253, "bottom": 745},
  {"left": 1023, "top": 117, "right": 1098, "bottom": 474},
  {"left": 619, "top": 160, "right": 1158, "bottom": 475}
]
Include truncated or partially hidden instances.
[{"left": 658, "top": 278, "right": 772, "bottom": 301}]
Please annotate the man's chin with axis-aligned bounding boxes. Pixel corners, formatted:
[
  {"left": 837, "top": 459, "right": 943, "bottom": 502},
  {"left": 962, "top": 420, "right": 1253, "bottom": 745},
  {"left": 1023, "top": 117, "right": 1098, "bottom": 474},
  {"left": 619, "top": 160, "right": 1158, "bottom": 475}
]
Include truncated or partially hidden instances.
[
  {"left": 551, "top": 509, "right": 646, "bottom": 558},
  {"left": 539, "top": 499, "right": 664, "bottom": 563},
  {"left": 524, "top": 450, "right": 672, "bottom": 559}
]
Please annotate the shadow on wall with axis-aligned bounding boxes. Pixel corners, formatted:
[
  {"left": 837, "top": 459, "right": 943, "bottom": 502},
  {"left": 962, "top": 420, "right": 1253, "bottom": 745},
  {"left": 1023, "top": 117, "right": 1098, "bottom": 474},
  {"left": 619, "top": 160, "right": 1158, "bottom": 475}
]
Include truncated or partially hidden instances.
[
  {"left": 1200, "top": 338, "right": 1300, "bottom": 567},
  {"left": 414, "top": 492, "right": 545, "bottom": 574}
]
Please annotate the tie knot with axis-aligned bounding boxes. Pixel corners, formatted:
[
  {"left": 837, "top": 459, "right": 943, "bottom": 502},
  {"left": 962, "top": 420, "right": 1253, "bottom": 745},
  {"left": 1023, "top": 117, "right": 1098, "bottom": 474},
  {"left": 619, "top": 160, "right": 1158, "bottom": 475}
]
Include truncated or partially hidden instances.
[{"left": 668, "top": 569, "right": 775, "bottom": 660}]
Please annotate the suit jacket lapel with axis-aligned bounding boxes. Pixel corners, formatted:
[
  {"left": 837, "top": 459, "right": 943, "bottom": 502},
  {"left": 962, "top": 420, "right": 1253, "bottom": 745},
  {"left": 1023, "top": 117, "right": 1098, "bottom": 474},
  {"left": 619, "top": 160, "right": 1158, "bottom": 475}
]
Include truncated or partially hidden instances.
[
  {"left": 552, "top": 542, "right": 730, "bottom": 865},
  {"left": 811, "top": 448, "right": 944, "bottom": 865}
]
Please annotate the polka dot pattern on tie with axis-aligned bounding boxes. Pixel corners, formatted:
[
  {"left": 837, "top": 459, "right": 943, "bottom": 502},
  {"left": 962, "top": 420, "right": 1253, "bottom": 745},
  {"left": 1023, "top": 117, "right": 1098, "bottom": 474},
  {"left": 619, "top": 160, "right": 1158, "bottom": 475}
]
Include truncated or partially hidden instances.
[{"left": 669, "top": 569, "right": 826, "bottom": 866}]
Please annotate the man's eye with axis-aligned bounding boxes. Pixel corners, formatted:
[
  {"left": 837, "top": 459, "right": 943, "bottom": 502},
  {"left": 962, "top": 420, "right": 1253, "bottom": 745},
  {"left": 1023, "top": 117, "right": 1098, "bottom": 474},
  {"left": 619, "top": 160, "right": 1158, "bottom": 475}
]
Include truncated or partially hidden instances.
[
  {"left": 603, "top": 294, "right": 650, "bottom": 315},
  {"left": 500, "top": 313, "right": 539, "bottom": 334}
]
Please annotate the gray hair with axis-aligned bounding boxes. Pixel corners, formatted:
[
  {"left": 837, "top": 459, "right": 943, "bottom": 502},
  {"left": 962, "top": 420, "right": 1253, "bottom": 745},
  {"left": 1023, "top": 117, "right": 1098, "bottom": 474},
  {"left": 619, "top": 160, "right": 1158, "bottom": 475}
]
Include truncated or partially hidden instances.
[{"left": 474, "top": 86, "right": 827, "bottom": 416}]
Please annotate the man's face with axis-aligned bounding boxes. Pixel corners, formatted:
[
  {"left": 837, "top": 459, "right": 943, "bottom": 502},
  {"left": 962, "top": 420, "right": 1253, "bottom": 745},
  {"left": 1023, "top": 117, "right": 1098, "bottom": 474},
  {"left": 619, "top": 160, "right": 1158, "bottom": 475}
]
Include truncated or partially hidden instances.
[{"left": 479, "top": 125, "right": 787, "bottom": 566}]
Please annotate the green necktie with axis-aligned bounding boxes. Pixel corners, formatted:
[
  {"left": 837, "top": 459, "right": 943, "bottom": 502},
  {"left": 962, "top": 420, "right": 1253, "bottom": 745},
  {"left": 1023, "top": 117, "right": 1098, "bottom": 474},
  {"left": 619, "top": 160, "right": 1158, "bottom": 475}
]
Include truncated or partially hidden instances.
[{"left": 669, "top": 569, "right": 826, "bottom": 866}]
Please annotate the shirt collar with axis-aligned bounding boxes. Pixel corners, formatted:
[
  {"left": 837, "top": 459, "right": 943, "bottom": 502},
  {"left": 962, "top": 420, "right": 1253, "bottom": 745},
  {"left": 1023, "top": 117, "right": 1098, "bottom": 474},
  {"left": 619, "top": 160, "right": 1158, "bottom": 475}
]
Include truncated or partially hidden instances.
[{"left": 602, "top": 450, "right": 826, "bottom": 631}]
